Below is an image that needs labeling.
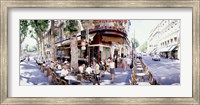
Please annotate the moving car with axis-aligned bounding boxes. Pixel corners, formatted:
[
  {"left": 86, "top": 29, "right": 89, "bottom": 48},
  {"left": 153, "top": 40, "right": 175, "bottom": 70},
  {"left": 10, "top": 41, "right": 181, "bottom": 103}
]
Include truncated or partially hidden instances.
[{"left": 152, "top": 55, "right": 160, "bottom": 61}]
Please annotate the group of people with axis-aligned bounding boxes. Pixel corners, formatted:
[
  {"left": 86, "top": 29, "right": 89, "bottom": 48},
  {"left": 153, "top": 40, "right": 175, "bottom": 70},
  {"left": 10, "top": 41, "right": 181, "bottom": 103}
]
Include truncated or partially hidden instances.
[
  {"left": 77, "top": 57, "right": 116, "bottom": 85},
  {"left": 35, "top": 54, "right": 133, "bottom": 85}
]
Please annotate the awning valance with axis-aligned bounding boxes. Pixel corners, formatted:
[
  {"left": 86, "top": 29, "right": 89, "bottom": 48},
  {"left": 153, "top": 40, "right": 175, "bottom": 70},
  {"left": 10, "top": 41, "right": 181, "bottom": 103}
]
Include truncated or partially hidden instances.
[
  {"left": 88, "top": 44, "right": 110, "bottom": 48},
  {"left": 159, "top": 47, "right": 170, "bottom": 52},
  {"left": 169, "top": 45, "right": 177, "bottom": 51},
  {"left": 159, "top": 45, "right": 177, "bottom": 52},
  {"left": 102, "top": 36, "right": 124, "bottom": 43}
]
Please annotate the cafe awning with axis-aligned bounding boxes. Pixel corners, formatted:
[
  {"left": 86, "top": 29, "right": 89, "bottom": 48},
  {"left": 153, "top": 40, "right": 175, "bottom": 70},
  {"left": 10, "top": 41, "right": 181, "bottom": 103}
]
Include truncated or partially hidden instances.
[
  {"left": 159, "top": 47, "right": 170, "bottom": 52},
  {"left": 159, "top": 45, "right": 177, "bottom": 52},
  {"left": 88, "top": 44, "right": 110, "bottom": 48},
  {"left": 168, "top": 45, "right": 177, "bottom": 51},
  {"left": 150, "top": 48, "right": 157, "bottom": 53},
  {"left": 102, "top": 36, "right": 124, "bottom": 43}
]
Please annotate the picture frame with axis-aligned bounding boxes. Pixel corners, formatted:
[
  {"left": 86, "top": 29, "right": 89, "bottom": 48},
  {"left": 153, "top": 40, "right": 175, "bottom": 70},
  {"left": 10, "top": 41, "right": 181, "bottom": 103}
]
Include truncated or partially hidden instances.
[{"left": 0, "top": 0, "right": 199, "bottom": 104}]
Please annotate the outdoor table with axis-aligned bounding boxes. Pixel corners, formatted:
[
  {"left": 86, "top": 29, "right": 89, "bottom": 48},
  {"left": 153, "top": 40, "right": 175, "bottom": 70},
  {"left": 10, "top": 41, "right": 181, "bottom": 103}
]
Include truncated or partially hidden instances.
[
  {"left": 136, "top": 73, "right": 146, "bottom": 82},
  {"left": 55, "top": 71, "right": 61, "bottom": 73},
  {"left": 137, "top": 82, "right": 151, "bottom": 85},
  {"left": 136, "top": 73, "right": 146, "bottom": 76},
  {"left": 137, "top": 67, "right": 143, "bottom": 73},
  {"left": 137, "top": 67, "right": 143, "bottom": 70},
  {"left": 55, "top": 70, "right": 61, "bottom": 76},
  {"left": 64, "top": 75, "right": 80, "bottom": 85},
  {"left": 136, "top": 63, "right": 141, "bottom": 65}
]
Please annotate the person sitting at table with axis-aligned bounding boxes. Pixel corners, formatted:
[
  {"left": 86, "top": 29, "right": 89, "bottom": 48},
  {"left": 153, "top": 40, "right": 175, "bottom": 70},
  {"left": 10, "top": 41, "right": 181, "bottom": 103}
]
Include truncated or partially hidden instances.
[
  {"left": 60, "top": 65, "right": 69, "bottom": 79},
  {"left": 79, "top": 64, "right": 86, "bottom": 74},
  {"left": 91, "top": 58, "right": 100, "bottom": 85},
  {"left": 85, "top": 66, "right": 92, "bottom": 75},
  {"left": 77, "top": 64, "right": 86, "bottom": 82},
  {"left": 57, "top": 64, "right": 62, "bottom": 71}
]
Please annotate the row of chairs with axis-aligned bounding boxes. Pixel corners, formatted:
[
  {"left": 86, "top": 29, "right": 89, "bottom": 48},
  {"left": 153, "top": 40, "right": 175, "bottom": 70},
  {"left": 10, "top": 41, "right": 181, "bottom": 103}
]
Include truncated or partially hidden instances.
[
  {"left": 129, "top": 58, "right": 159, "bottom": 85},
  {"left": 39, "top": 64, "right": 68, "bottom": 85}
]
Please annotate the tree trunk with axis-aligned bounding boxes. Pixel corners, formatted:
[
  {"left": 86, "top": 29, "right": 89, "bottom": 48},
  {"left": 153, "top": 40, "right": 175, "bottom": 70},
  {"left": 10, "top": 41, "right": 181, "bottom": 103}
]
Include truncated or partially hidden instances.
[
  {"left": 70, "top": 32, "right": 78, "bottom": 73},
  {"left": 50, "top": 20, "right": 56, "bottom": 61},
  {"left": 41, "top": 35, "right": 46, "bottom": 57},
  {"left": 20, "top": 35, "right": 26, "bottom": 56}
]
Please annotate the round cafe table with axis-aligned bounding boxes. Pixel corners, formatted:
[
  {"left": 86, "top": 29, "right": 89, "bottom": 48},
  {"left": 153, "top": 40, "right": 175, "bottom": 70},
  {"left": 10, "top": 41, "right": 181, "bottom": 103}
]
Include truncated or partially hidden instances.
[
  {"left": 137, "top": 67, "right": 143, "bottom": 73},
  {"left": 136, "top": 73, "right": 146, "bottom": 76},
  {"left": 64, "top": 75, "right": 80, "bottom": 85},
  {"left": 137, "top": 64, "right": 142, "bottom": 67},
  {"left": 55, "top": 71, "right": 61, "bottom": 73}
]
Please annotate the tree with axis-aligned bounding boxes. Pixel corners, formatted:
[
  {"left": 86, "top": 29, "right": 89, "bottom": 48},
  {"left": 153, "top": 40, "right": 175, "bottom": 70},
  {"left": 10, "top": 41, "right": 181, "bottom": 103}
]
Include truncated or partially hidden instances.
[
  {"left": 50, "top": 20, "right": 56, "bottom": 61},
  {"left": 65, "top": 20, "right": 80, "bottom": 73},
  {"left": 20, "top": 20, "right": 29, "bottom": 55},
  {"left": 139, "top": 41, "right": 147, "bottom": 52},
  {"left": 132, "top": 38, "right": 139, "bottom": 48},
  {"left": 29, "top": 20, "right": 49, "bottom": 56},
  {"left": 25, "top": 44, "right": 29, "bottom": 51}
]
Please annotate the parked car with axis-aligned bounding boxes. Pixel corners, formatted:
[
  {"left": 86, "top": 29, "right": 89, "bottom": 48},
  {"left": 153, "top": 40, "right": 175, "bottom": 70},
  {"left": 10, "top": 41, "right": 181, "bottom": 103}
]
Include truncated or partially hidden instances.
[
  {"left": 152, "top": 55, "right": 160, "bottom": 61},
  {"left": 142, "top": 53, "right": 147, "bottom": 56}
]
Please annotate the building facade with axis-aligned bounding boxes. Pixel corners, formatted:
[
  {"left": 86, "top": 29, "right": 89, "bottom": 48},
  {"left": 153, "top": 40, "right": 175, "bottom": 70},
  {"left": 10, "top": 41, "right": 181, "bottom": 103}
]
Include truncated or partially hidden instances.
[
  {"left": 44, "top": 20, "right": 131, "bottom": 65},
  {"left": 147, "top": 20, "right": 181, "bottom": 60}
]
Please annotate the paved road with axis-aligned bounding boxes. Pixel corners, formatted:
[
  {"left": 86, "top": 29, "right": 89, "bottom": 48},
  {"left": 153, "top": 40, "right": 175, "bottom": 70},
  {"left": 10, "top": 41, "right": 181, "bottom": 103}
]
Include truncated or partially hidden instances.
[
  {"left": 20, "top": 57, "right": 49, "bottom": 85},
  {"left": 142, "top": 55, "right": 180, "bottom": 85},
  {"left": 82, "top": 67, "right": 132, "bottom": 85}
]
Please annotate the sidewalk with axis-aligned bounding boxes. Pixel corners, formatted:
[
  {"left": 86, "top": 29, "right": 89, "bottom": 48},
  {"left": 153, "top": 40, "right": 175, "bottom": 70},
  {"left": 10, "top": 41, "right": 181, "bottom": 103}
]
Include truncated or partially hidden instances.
[
  {"left": 82, "top": 67, "right": 132, "bottom": 85},
  {"left": 20, "top": 58, "right": 132, "bottom": 85},
  {"left": 20, "top": 57, "right": 49, "bottom": 85}
]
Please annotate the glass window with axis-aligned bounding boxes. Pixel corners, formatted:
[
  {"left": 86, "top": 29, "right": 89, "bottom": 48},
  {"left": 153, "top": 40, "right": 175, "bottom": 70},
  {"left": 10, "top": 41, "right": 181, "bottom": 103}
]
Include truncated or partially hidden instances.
[{"left": 174, "top": 37, "right": 177, "bottom": 42}]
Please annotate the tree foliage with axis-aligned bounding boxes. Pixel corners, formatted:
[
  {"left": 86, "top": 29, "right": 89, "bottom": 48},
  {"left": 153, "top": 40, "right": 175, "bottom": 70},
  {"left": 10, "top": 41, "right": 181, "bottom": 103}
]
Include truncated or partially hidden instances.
[
  {"left": 139, "top": 41, "right": 147, "bottom": 52},
  {"left": 29, "top": 20, "right": 49, "bottom": 37},
  {"left": 29, "top": 20, "right": 49, "bottom": 55},
  {"left": 132, "top": 38, "right": 139, "bottom": 48},
  {"left": 20, "top": 20, "right": 29, "bottom": 43},
  {"left": 64, "top": 20, "right": 79, "bottom": 32}
]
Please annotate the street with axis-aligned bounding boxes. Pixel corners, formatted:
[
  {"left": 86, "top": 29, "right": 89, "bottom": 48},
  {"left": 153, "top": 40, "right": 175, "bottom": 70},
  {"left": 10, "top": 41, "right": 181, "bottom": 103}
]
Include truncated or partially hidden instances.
[
  {"left": 20, "top": 57, "right": 49, "bottom": 85},
  {"left": 142, "top": 55, "right": 180, "bottom": 85}
]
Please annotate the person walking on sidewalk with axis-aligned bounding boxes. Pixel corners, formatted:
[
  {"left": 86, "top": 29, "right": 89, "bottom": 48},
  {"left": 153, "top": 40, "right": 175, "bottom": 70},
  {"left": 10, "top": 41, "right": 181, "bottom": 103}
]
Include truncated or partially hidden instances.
[
  {"left": 109, "top": 58, "right": 115, "bottom": 83},
  {"left": 92, "top": 58, "right": 100, "bottom": 85}
]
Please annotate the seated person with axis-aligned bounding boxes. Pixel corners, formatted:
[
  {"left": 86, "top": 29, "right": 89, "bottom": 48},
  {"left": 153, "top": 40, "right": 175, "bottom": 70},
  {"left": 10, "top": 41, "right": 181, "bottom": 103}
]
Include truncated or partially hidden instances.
[
  {"left": 60, "top": 65, "right": 69, "bottom": 79},
  {"left": 79, "top": 64, "right": 86, "bottom": 74},
  {"left": 85, "top": 66, "right": 93, "bottom": 75},
  {"left": 57, "top": 64, "right": 62, "bottom": 71}
]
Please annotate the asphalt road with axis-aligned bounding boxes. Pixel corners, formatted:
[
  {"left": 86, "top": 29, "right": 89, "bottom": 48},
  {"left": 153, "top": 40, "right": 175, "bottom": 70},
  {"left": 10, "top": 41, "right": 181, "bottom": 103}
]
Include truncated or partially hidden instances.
[{"left": 142, "top": 55, "right": 180, "bottom": 85}]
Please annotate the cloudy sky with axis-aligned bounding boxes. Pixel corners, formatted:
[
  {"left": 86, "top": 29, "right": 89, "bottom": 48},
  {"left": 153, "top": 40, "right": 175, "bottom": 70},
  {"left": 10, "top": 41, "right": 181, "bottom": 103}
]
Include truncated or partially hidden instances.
[{"left": 129, "top": 20, "right": 162, "bottom": 46}]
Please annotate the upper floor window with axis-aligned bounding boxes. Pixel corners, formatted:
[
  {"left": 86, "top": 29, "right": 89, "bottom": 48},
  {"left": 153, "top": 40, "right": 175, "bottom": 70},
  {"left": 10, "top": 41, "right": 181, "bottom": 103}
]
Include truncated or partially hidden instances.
[{"left": 174, "top": 37, "right": 177, "bottom": 42}]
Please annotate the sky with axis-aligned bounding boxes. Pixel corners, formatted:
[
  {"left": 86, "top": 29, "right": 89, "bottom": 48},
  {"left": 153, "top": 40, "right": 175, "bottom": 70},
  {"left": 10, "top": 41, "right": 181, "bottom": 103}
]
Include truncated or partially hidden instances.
[
  {"left": 129, "top": 20, "right": 162, "bottom": 46},
  {"left": 21, "top": 26, "right": 37, "bottom": 49}
]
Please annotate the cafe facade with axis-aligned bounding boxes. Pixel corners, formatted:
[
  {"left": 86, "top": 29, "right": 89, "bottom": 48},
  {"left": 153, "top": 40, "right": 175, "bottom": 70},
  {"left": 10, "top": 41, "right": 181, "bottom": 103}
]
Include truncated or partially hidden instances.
[{"left": 46, "top": 20, "right": 131, "bottom": 65}]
